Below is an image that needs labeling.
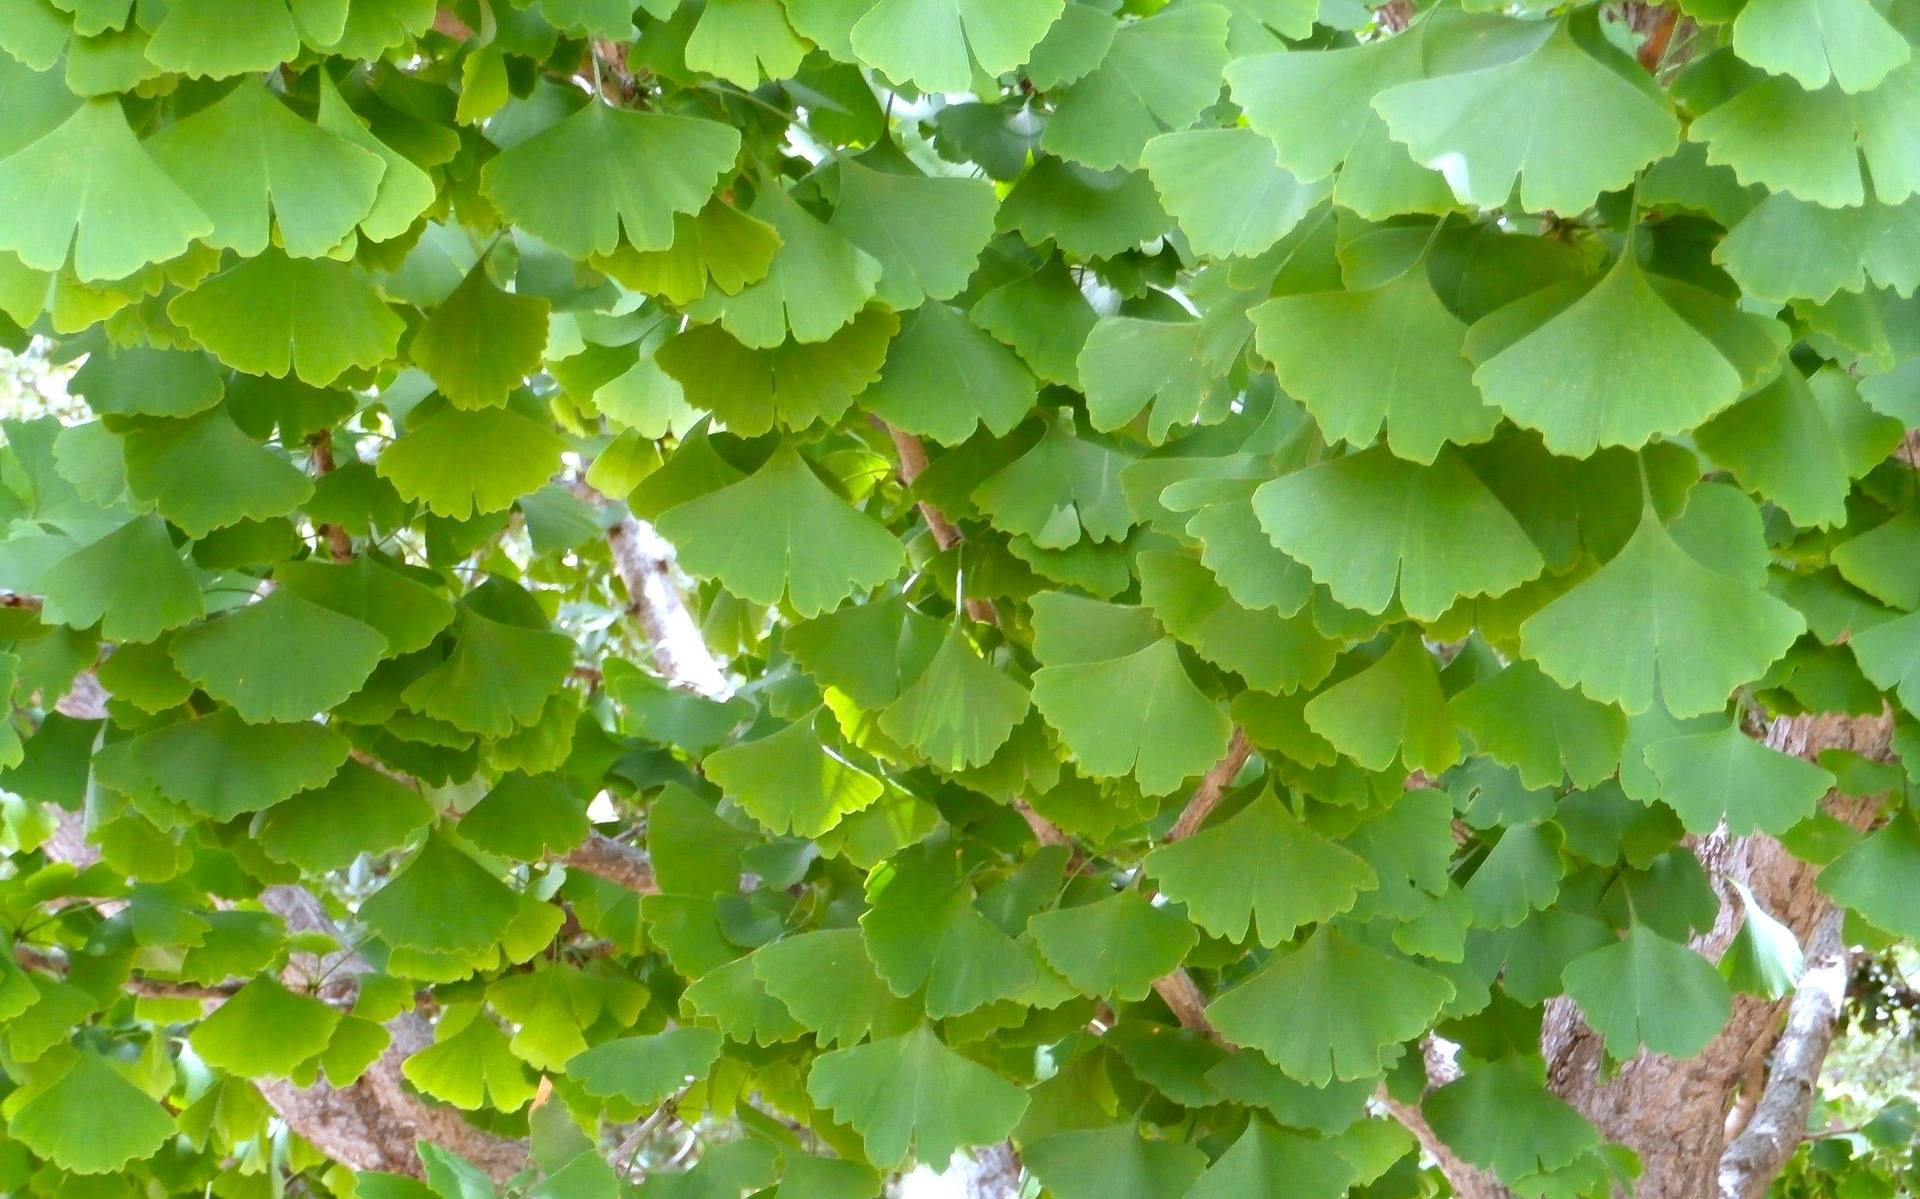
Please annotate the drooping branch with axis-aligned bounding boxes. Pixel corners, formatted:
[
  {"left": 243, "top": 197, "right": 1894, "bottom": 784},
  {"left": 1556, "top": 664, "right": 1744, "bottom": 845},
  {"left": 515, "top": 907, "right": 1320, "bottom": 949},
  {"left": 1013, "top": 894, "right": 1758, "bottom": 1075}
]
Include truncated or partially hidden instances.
[{"left": 1717, "top": 908, "right": 1850, "bottom": 1199}]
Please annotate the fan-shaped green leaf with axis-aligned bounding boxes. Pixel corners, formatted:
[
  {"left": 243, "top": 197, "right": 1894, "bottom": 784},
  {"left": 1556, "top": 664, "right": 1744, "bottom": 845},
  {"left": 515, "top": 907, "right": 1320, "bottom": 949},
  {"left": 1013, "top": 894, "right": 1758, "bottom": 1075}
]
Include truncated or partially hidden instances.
[
  {"left": 1027, "top": 888, "right": 1196, "bottom": 1005},
  {"left": 275, "top": 556, "right": 456, "bottom": 658},
  {"left": 0, "top": 98, "right": 210, "bottom": 282},
  {"left": 410, "top": 265, "right": 550, "bottom": 410},
  {"left": 1137, "top": 550, "right": 1336, "bottom": 693},
  {"left": 595, "top": 198, "right": 780, "bottom": 306},
  {"left": 861, "top": 845, "right": 1035, "bottom": 1017},
  {"left": 1518, "top": 507, "right": 1806, "bottom": 716},
  {"left": 1560, "top": 923, "right": 1731, "bottom": 1058},
  {"left": 878, "top": 625, "right": 1029, "bottom": 770},
  {"left": 360, "top": 834, "right": 522, "bottom": 954},
  {"left": 1643, "top": 722, "right": 1835, "bottom": 835},
  {"left": 1025, "top": 1122, "right": 1208, "bottom": 1199},
  {"left": 399, "top": 607, "right": 574, "bottom": 737},
  {"left": 684, "top": 183, "right": 880, "bottom": 348},
  {"left": 1818, "top": 811, "right": 1920, "bottom": 939},
  {"left": 254, "top": 760, "right": 435, "bottom": 872},
  {"left": 478, "top": 103, "right": 740, "bottom": 258},
  {"left": 1305, "top": 633, "right": 1461, "bottom": 775},
  {"left": 861, "top": 301, "right": 1037, "bottom": 445},
  {"left": 829, "top": 160, "right": 998, "bottom": 309},
  {"left": 655, "top": 443, "right": 905, "bottom": 618},
  {"left": 169, "top": 251, "right": 404, "bottom": 385},
  {"left": 149, "top": 80, "right": 383, "bottom": 259},
  {"left": 1422, "top": 1057, "right": 1598, "bottom": 1185},
  {"left": 1254, "top": 446, "right": 1543, "bottom": 620},
  {"left": 1372, "top": 12, "right": 1678, "bottom": 215},
  {"left": 1731, "top": 0, "right": 1908, "bottom": 92},
  {"left": 69, "top": 345, "right": 224, "bottom": 420},
  {"left": 1451, "top": 660, "right": 1626, "bottom": 789},
  {"left": 1032, "top": 637, "right": 1232, "bottom": 795},
  {"left": 171, "top": 589, "right": 386, "bottom": 722},
  {"left": 8, "top": 1052, "right": 176, "bottom": 1174},
  {"left": 705, "top": 711, "right": 883, "bottom": 837},
  {"left": 190, "top": 977, "right": 342, "bottom": 1078},
  {"left": 39, "top": 516, "right": 202, "bottom": 642},
  {"left": 128, "top": 707, "right": 349, "bottom": 820},
  {"left": 657, "top": 308, "right": 898, "bottom": 437},
  {"left": 565, "top": 1028, "right": 724, "bottom": 1105},
  {"left": 1689, "top": 69, "right": 1920, "bottom": 208},
  {"left": 1041, "top": 5, "right": 1231, "bottom": 172},
  {"left": 997, "top": 156, "right": 1174, "bottom": 259},
  {"left": 1208, "top": 925, "right": 1454, "bottom": 1084},
  {"left": 1696, "top": 367, "right": 1902, "bottom": 529},
  {"left": 375, "top": 401, "right": 566, "bottom": 519},
  {"left": 848, "top": 0, "right": 1066, "bottom": 93},
  {"left": 1141, "top": 128, "right": 1327, "bottom": 260},
  {"left": 753, "top": 928, "right": 918, "bottom": 1046},
  {"left": 806, "top": 1024, "right": 1029, "bottom": 1169},
  {"left": 1185, "top": 1121, "right": 1359, "bottom": 1199}
]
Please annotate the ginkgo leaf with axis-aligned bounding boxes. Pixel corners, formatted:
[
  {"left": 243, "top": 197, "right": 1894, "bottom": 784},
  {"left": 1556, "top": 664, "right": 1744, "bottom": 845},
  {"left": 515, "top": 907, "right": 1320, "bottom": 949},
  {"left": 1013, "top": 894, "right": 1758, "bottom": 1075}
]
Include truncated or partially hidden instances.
[
  {"left": 1208, "top": 925, "right": 1454, "bottom": 1084},
  {"left": 375, "top": 400, "right": 566, "bottom": 519},
  {"left": 970, "top": 255, "right": 1099, "bottom": 386},
  {"left": 1227, "top": 32, "right": 1453, "bottom": 219},
  {"left": 148, "top": 80, "right": 383, "bottom": 259},
  {"left": 1372, "top": 11, "right": 1679, "bottom": 215},
  {"left": 1028, "top": 890, "right": 1197, "bottom": 1001},
  {"left": 1185, "top": 1121, "right": 1359, "bottom": 1199},
  {"left": 313, "top": 70, "right": 435, "bottom": 242},
  {"left": 861, "top": 844, "right": 1034, "bottom": 1016},
  {"left": 1137, "top": 550, "right": 1337, "bottom": 693},
  {"left": 685, "top": 0, "right": 810, "bottom": 86},
  {"left": 478, "top": 102, "right": 740, "bottom": 258},
  {"left": 1688, "top": 70, "right": 1920, "bottom": 208},
  {"left": 1518, "top": 507, "right": 1806, "bottom": 716},
  {"left": 806, "top": 1024, "right": 1029, "bottom": 1168},
  {"left": 39, "top": 515, "right": 202, "bottom": 642},
  {"left": 829, "top": 159, "right": 999, "bottom": 309},
  {"left": 1695, "top": 367, "right": 1902, "bottom": 529},
  {"left": 685, "top": 183, "right": 880, "bottom": 348},
  {"left": 997, "top": 156, "right": 1174, "bottom": 259},
  {"left": 1463, "top": 823, "right": 1563, "bottom": 928},
  {"left": 145, "top": 0, "right": 345, "bottom": 76},
  {"left": 1146, "top": 790, "right": 1377, "bottom": 946},
  {"left": 1466, "top": 254, "right": 1785, "bottom": 456},
  {"left": 705, "top": 711, "right": 884, "bottom": 837},
  {"left": 1730, "top": 0, "right": 1908, "bottom": 92},
  {"left": 1254, "top": 447, "right": 1543, "bottom": 620},
  {"left": 8, "top": 1052, "right": 176, "bottom": 1174},
  {"left": 861, "top": 301, "right": 1037, "bottom": 445},
  {"left": 410, "top": 264, "right": 550, "bottom": 410},
  {"left": 1450, "top": 660, "right": 1626, "bottom": 790},
  {"left": 1032, "top": 637, "right": 1232, "bottom": 795},
  {"left": 1076, "top": 273, "right": 1257, "bottom": 441},
  {"left": 274, "top": 556, "right": 456, "bottom": 658},
  {"left": 128, "top": 706, "right": 349, "bottom": 820},
  {"left": 399, "top": 607, "right": 574, "bottom": 737},
  {"left": 878, "top": 626, "right": 1030, "bottom": 770},
  {"left": 1560, "top": 923, "right": 1732, "bottom": 1058},
  {"left": 1422, "top": 1057, "right": 1598, "bottom": 1185},
  {"left": 253, "top": 760, "right": 435, "bottom": 872},
  {"left": 848, "top": 0, "right": 1066, "bottom": 94},
  {"left": 1849, "top": 609, "right": 1920, "bottom": 715},
  {"left": 0, "top": 98, "right": 210, "bottom": 282},
  {"left": 360, "top": 834, "right": 522, "bottom": 954},
  {"left": 190, "top": 976, "right": 342, "bottom": 1078},
  {"left": 169, "top": 250, "right": 405, "bottom": 385},
  {"left": 656, "top": 443, "right": 906, "bottom": 617},
  {"left": 566, "top": 1028, "right": 725, "bottom": 1105},
  {"left": 656, "top": 308, "right": 897, "bottom": 437},
  {"left": 171, "top": 589, "right": 386, "bottom": 722},
  {"left": 973, "top": 419, "right": 1135, "bottom": 547},
  {"left": 1024, "top": 1123, "right": 1208, "bottom": 1199},
  {"left": 401, "top": 1005, "right": 537, "bottom": 1112},
  {"left": 1041, "top": 5, "right": 1232, "bottom": 172},
  {"left": 119, "top": 406, "right": 313, "bottom": 538},
  {"left": 462, "top": 773, "right": 589, "bottom": 858},
  {"left": 68, "top": 344, "right": 224, "bottom": 421},
  {"left": 1643, "top": 722, "right": 1835, "bottom": 835},
  {"left": 1141, "top": 128, "right": 1327, "bottom": 260},
  {"left": 1252, "top": 266, "right": 1498, "bottom": 465},
  {"left": 754, "top": 927, "right": 918, "bottom": 1046},
  {"left": 594, "top": 198, "right": 781, "bottom": 305},
  {"left": 1818, "top": 811, "right": 1920, "bottom": 939},
  {"left": 1305, "top": 633, "right": 1461, "bottom": 775}
]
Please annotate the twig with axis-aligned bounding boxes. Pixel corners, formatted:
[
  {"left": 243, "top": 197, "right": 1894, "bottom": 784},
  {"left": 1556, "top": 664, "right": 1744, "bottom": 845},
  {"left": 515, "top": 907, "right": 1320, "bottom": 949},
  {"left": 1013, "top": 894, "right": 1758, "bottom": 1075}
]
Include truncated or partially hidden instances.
[
  {"left": 1163, "top": 729, "right": 1253, "bottom": 843},
  {"left": 308, "top": 430, "right": 355, "bottom": 561},
  {"left": 873, "top": 419, "right": 998, "bottom": 624}
]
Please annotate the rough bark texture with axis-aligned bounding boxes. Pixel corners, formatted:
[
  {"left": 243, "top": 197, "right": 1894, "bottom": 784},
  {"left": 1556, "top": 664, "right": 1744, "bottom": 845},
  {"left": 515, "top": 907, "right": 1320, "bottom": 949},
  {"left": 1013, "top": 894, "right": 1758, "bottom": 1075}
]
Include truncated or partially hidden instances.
[{"left": 1532, "top": 710, "right": 1891, "bottom": 1199}]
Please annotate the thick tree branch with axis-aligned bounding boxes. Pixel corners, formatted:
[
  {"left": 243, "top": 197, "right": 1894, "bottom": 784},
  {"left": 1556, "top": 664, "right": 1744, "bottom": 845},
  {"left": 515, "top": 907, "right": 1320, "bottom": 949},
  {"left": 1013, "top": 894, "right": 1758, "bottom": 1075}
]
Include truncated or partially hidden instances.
[
  {"left": 563, "top": 834, "right": 660, "bottom": 895},
  {"left": 606, "top": 516, "right": 734, "bottom": 699},
  {"left": 1717, "top": 908, "right": 1850, "bottom": 1199}
]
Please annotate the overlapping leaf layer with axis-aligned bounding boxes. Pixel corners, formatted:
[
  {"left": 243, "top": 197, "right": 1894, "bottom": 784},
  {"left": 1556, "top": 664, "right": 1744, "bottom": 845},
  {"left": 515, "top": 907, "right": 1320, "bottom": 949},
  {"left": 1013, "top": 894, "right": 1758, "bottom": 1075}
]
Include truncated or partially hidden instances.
[{"left": 0, "top": 0, "right": 1914, "bottom": 1196}]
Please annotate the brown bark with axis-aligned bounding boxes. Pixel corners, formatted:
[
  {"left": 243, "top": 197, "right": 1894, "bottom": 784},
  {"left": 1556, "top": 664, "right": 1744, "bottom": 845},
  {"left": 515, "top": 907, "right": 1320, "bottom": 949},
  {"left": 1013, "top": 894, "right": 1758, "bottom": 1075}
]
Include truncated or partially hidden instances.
[
  {"left": 1539, "top": 710, "right": 1890, "bottom": 1199},
  {"left": 875, "top": 420, "right": 999, "bottom": 624}
]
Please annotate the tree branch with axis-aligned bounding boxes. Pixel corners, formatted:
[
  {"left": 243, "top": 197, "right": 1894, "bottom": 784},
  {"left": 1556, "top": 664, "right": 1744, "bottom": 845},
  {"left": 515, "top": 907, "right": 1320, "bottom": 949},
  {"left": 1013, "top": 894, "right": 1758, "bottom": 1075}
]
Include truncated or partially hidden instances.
[
  {"left": 563, "top": 834, "right": 660, "bottom": 895},
  {"left": 1163, "top": 729, "right": 1253, "bottom": 843},
  {"left": 606, "top": 516, "right": 734, "bottom": 699},
  {"left": 1717, "top": 908, "right": 1850, "bottom": 1199},
  {"left": 307, "top": 430, "right": 354, "bottom": 562},
  {"left": 875, "top": 419, "right": 998, "bottom": 624}
]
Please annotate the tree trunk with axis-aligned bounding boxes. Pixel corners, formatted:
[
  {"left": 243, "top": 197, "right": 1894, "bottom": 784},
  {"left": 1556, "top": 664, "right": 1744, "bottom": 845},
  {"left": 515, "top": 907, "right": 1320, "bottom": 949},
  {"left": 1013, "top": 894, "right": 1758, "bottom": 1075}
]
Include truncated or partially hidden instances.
[{"left": 1533, "top": 711, "right": 1888, "bottom": 1199}]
